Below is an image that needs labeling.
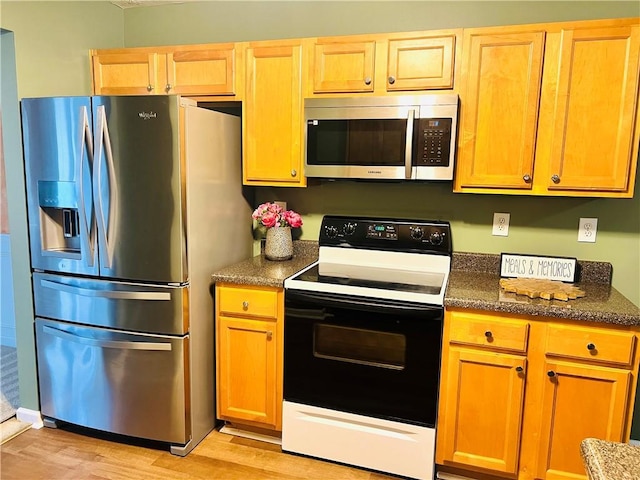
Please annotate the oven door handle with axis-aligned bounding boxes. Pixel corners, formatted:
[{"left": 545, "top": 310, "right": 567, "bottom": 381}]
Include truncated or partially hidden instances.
[{"left": 285, "top": 289, "right": 442, "bottom": 316}]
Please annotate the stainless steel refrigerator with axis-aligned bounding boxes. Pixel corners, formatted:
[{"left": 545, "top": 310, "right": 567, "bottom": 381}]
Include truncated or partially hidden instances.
[{"left": 21, "top": 95, "right": 252, "bottom": 455}]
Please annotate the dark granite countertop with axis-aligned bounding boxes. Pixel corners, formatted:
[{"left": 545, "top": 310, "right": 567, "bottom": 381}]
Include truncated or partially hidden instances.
[
  {"left": 211, "top": 248, "right": 640, "bottom": 326},
  {"left": 211, "top": 240, "right": 318, "bottom": 288},
  {"left": 581, "top": 438, "right": 640, "bottom": 480},
  {"left": 446, "top": 253, "right": 640, "bottom": 326}
]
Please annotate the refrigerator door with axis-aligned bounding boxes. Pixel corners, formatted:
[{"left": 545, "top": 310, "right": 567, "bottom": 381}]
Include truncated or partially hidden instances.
[
  {"left": 21, "top": 97, "right": 98, "bottom": 275},
  {"left": 32, "top": 272, "right": 188, "bottom": 336},
  {"left": 92, "top": 95, "right": 186, "bottom": 283},
  {"left": 35, "top": 318, "right": 189, "bottom": 445}
]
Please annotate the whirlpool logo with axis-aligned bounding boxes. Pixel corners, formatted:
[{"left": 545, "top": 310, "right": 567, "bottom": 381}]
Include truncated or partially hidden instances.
[
  {"left": 367, "top": 170, "right": 382, "bottom": 174},
  {"left": 138, "top": 111, "right": 157, "bottom": 120}
]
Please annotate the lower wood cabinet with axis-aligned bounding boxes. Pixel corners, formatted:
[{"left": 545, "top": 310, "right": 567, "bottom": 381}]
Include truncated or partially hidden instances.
[
  {"left": 437, "top": 308, "right": 640, "bottom": 480},
  {"left": 215, "top": 283, "right": 284, "bottom": 431}
]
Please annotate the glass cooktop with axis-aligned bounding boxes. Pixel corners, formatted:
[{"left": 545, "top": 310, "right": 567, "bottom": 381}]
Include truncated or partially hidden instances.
[{"left": 292, "top": 263, "right": 445, "bottom": 295}]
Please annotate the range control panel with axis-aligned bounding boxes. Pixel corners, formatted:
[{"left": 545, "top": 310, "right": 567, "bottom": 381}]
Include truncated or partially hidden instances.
[{"left": 319, "top": 215, "right": 452, "bottom": 255}]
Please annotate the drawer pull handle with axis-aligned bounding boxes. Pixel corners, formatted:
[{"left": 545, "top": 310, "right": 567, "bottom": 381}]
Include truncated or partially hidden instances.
[
  {"left": 547, "top": 370, "right": 556, "bottom": 378},
  {"left": 364, "top": 76, "right": 372, "bottom": 85},
  {"left": 266, "top": 331, "right": 273, "bottom": 340},
  {"left": 587, "top": 343, "right": 596, "bottom": 351},
  {"left": 515, "top": 366, "right": 524, "bottom": 373},
  {"left": 484, "top": 331, "right": 493, "bottom": 338},
  {"left": 242, "top": 301, "right": 249, "bottom": 310}
]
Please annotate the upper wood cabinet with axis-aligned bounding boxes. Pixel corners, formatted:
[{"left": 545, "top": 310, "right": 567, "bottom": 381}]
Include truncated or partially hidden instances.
[
  {"left": 306, "top": 30, "right": 460, "bottom": 96},
  {"left": 311, "top": 37, "right": 376, "bottom": 93},
  {"left": 454, "top": 19, "right": 640, "bottom": 198},
  {"left": 92, "top": 51, "right": 163, "bottom": 95},
  {"left": 91, "top": 43, "right": 238, "bottom": 97},
  {"left": 242, "top": 39, "right": 306, "bottom": 187},
  {"left": 437, "top": 308, "right": 640, "bottom": 480}
]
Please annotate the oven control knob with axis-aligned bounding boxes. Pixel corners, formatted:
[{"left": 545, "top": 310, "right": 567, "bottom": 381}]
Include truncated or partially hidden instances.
[
  {"left": 410, "top": 226, "right": 424, "bottom": 240},
  {"left": 429, "top": 230, "right": 444, "bottom": 245},
  {"left": 325, "top": 225, "right": 338, "bottom": 238},
  {"left": 343, "top": 222, "right": 357, "bottom": 236}
]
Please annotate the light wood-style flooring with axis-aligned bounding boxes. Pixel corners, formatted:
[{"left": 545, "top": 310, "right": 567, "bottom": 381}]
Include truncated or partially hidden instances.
[{"left": 0, "top": 425, "right": 397, "bottom": 479}]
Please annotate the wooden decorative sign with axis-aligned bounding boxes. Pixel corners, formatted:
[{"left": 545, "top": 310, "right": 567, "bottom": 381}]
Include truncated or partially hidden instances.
[{"left": 500, "top": 253, "right": 577, "bottom": 283}]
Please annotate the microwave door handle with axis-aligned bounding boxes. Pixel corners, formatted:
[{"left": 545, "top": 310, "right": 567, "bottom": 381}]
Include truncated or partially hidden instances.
[{"left": 405, "top": 109, "right": 415, "bottom": 179}]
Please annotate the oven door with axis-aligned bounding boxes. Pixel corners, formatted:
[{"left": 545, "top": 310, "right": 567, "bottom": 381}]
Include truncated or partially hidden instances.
[{"left": 284, "top": 289, "right": 443, "bottom": 427}]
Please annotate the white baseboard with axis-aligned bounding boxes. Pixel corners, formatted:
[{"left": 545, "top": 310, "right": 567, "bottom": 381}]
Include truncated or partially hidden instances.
[
  {"left": 16, "top": 407, "right": 44, "bottom": 429},
  {"left": 630, "top": 439, "right": 640, "bottom": 446}
]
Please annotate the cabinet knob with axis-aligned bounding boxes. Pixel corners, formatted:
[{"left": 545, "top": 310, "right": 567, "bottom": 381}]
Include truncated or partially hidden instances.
[
  {"left": 484, "top": 330, "right": 493, "bottom": 338},
  {"left": 266, "top": 331, "right": 273, "bottom": 340},
  {"left": 165, "top": 83, "right": 172, "bottom": 92},
  {"left": 523, "top": 174, "right": 532, "bottom": 183},
  {"left": 551, "top": 174, "right": 561, "bottom": 184},
  {"left": 587, "top": 343, "right": 596, "bottom": 351},
  {"left": 291, "top": 169, "right": 297, "bottom": 177},
  {"left": 388, "top": 76, "right": 396, "bottom": 85},
  {"left": 547, "top": 370, "right": 556, "bottom": 378},
  {"left": 364, "top": 76, "right": 372, "bottom": 85},
  {"left": 515, "top": 366, "right": 524, "bottom": 373},
  {"left": 242, "top": 301, "right": 249, "bottom": 310},
  {"left": 147, "top": 84, "right": 153, "bottom": 92}
]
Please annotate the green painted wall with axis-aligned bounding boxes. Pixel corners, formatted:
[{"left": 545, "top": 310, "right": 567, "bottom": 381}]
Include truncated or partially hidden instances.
[{"left": 0, "top": 1, "right": 123, "bottom": 98}]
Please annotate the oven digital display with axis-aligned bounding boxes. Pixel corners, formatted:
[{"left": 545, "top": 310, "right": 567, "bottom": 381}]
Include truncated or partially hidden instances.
[{"left": 366, "top": 223, "right": 398, "bottom": 240}]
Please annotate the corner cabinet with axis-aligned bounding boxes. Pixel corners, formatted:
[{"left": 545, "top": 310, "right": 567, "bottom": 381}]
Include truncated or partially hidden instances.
[
  {"left": 91, "top": 43, "right": 238, "bottom": 97},
  {"left": 454, "top": 19, "right": 640, "bottom": 198},
  {"left": 215, "top": 283, "right": 284, "bottom": 431},
  {"left": 242, "top": 39, "right": 306, "bottom": 187},
  {"left": 437, "top": 308, "right": 640, "bottom": 480}
]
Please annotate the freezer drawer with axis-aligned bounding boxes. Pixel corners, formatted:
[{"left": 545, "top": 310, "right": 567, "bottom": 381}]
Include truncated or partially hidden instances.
[
  {"left": 35, "top": 318, "right": 189, "bottom": 445},
  {"left": 33, "top": 272, "right": 187, "bottom": 335}
]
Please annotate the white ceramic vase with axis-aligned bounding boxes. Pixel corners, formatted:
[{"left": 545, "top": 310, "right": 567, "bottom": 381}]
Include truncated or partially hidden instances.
[{"left": 265, "top": 226, "right": 293, "bottom": 261}]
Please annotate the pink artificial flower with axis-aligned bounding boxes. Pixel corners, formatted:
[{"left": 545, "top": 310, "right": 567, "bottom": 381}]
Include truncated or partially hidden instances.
[
  {"left": 260, "top": 211, "right": 278, "bottom": 228},
  {"left": 284, "top": 210, "right": 303, "bottom": 228}
]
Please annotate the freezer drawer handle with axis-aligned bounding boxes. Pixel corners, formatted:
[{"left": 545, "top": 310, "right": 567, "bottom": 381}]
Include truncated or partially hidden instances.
[
  {"left": 42, "top": 325, "right": 173, "bottom": 351},
  {"left": 41, "top": 279, "right": 171, "bottom": 301}
]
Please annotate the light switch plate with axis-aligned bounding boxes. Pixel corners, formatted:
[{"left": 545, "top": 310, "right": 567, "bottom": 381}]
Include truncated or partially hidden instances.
[
  {"left": 578, "top": 217, "right": 598, "bottom": 243},
  {"left": 274, "top": 201, "right": 287, "bottom": 211},
  {"left": 492, "top": 213, "right": 510, "bottom": 236}
]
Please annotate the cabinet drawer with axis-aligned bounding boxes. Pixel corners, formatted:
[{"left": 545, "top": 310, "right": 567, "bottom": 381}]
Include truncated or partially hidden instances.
[
  {"left": 546, "top": 324, "right": 636, "bottom": 367},
  {"left": 449, "top": 314, "right": 529, "bottom": 353},
  {"left": 218, "top": 286, "right": 278, "bottom": 318}
]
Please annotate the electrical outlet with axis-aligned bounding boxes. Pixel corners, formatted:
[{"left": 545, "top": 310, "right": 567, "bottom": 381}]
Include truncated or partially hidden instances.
[
  {"left": 492, "top": 213, "right": 510, "bottom": 236},
  {"left": 578, "top": 217, "right": 598, "bottom": 243}
]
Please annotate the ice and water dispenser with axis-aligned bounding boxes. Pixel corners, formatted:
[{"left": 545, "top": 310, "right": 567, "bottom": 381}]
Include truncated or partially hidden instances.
[{"left": 37, "top": 180, "right": 81, "bottom": 255}]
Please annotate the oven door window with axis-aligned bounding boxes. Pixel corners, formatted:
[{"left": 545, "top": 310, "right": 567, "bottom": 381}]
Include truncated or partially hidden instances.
[{"left": 314, "top": 324, "right": 406, "bottom": 370}]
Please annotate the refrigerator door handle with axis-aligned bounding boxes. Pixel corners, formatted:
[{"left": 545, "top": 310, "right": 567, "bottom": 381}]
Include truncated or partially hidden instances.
[
  {"left": 42, "top": 325, "right": 173, "bottom": 351},
  {"left": 93, "top": 106, "right": 118, "bottom": 270},
  {"left": 77, "top": 106, "right": 96, "bottom": 267},
  {"left": 40, "top": 278, "right": 171, "bottom": 301}
]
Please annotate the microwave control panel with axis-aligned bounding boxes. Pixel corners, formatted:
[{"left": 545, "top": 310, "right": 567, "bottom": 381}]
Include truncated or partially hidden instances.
[{"left": 414, "top": 118, "right": 452, "bottom": 167}]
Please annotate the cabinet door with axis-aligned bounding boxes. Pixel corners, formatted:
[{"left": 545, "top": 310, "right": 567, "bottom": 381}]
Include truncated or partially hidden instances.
[
  {"left": 546, "top": 25, "right": 640, "bottom": 193},
  {"left": 536, "top": 361, "right": 631, "bottom": 480},
  {"left": 455, "top": 31, "right": 545, "bottom": 189},
  {"left": 92, "top": 52, "right": 164, "bottom": 95},
  {"left": 439, "top": 348, "right": 527, "bottom": 475},
  {"left": 217, "top": 315, "right": 278, "bottom": 428},
  {"left": 244, "top": 41, "right": 305, "bottom": 186},
  {"left": 387, "top": 34, "right": 455, "bottom": 91},
  {"left": 312, "top": 39, "right": 376, "bottom": 93},
  {"left": 166, "top": 45, "right": 236, "bottom": 96}
]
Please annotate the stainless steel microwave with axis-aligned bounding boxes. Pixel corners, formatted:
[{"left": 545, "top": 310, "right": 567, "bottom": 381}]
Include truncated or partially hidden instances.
[{"left": 304, "top": 94, "right": 459, "bottom": 181}]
